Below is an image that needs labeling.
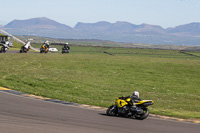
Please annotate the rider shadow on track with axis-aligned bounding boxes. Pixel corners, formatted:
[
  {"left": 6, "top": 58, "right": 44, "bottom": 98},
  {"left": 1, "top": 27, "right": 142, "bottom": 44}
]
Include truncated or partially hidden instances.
[{"left": 98, "top": 113, "right": 141, "bottom": 120}]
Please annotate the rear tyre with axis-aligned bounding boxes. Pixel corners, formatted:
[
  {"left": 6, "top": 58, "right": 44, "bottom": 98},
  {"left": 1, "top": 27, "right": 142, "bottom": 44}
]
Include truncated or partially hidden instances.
[{"left": 135, "top": 108, "right": 149, "bottom": 120}]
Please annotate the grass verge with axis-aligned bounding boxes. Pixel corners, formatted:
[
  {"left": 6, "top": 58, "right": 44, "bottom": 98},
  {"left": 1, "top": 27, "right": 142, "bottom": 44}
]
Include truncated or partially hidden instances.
[{"left": 0, "top": 48, "right": 200, "bottom": 119}]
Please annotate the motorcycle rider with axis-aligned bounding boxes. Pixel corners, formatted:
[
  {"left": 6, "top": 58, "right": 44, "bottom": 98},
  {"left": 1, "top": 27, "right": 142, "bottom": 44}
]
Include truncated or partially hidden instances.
[
  {"left": 42, "top": 41, "right": 50, "bottom": 49},
  {"left": 62, "top": 42, "right": 70, "bottom": 53},
  {"left": 0, "top": 40, "right": 10, "bottom": 53},
  {"left": 20, "top": 40, "right": 31, "bottom": 53},
  {"left": 123, "top": 91, "right": 141, "bottom": 114},
  {"left": 122, "top": 91, "right": 141, "bottom": 103},
  {"left": 131, "top": 91, "right": 141, "bottom": 103},
  {"left": 131, "top": 91, "right": 142, "bottom": 113},
  {"left": 64, "top": 42, "right": 70, "bottom": 50}
]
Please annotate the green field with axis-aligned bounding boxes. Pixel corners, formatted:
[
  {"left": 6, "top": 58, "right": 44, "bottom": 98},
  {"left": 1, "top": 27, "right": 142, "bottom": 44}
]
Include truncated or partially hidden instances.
[{"left": 0, "top": 45, "right": 200, "bottom": 120}]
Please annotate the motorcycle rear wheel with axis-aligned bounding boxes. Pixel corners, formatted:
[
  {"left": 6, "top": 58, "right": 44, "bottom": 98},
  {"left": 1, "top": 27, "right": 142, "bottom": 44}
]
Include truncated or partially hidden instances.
[
  {"left": 106, "top": 105, "right": 116, "bottom": 116},
  {"left": 135, "top": 108, "right": 149, "bottom": 120}
]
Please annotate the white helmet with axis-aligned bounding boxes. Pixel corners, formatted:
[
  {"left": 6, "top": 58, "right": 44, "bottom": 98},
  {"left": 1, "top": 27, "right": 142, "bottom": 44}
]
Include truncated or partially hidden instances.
[
  {"left": 45, "top": 41, "right": 49, "bottom": 44},
  {"left": 66, "top": 42, "right": 68, "bottom": 45},
  {"left": 133, "top": 91, "right": 139, "bottom": 97}
]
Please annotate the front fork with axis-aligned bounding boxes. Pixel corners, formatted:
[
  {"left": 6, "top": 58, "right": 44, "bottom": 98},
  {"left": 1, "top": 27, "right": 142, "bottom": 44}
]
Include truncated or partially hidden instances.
[{"left": 112, "top": 105, "right": 118, "bottom": 113}]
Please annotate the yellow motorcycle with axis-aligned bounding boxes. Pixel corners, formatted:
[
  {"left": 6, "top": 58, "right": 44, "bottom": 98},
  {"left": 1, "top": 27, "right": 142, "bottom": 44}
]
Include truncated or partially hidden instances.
[
  {"left": 40, "top": 45, "right": 49, "bottom": 53},
  {"left": 106, "top": 97, "right": 154, "bottom": 120}
]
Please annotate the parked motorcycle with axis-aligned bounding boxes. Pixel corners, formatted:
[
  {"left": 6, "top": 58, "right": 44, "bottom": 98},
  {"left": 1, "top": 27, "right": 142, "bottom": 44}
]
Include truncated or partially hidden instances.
[
  {"left": 106, "top": 97, "right": 154, "bottom": 120},
  {"left": 20, "top": 41, "right": 31, "bottom": 53}
]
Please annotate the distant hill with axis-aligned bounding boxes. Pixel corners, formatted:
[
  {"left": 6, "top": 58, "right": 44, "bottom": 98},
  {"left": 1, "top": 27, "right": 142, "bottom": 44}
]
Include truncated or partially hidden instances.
[
  {"left": 5, "top": 17, "right": 72, "bottom": 30},
  {"left": 3, "top": 17, "right": 72, "bottom": 37},
  {"left": 74, "top": 21, "right": 165, "bottom": 34},
  {"left": 2, "top": 17, "right": 200, "bottom": 46},
  {"left": 134, "top": 24, "right": 165, "bottom": 34},
  {"left": 74, "top": 21, "right": 112, "bottom": 31},
  {"left": 166, "top": 22, "right": 200, "bottom": 36}
]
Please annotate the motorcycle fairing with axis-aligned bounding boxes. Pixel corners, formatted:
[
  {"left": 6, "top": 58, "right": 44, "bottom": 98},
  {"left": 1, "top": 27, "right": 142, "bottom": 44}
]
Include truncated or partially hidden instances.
[
  {"left": 135, "top": 100, "right": 154, "bottom": 105},
  {"left": 115, "top": 98, "right": 128, "bottom": 108}
]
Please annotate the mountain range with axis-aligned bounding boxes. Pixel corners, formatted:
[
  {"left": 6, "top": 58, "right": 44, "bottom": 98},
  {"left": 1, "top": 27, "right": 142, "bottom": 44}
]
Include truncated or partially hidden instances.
[{"left": 2, "top": 17, "right": 200, "bottom": 46}]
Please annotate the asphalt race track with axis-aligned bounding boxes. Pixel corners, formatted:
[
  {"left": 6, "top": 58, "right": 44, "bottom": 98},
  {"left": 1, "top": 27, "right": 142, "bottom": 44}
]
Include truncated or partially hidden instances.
[
  {"left": 0, "top": 50, "right": 17, "bottom": 54},
  {"left": 0, "top": 91, "right": 199, "bottom": 133}
]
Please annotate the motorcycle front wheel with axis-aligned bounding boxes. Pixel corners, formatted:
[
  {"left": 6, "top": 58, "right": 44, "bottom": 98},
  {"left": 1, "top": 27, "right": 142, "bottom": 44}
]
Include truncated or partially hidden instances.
[
  {"left": 135, "top": 108, "right": 149, "bottom": 120},
  {"left": 1, "top": 47, "right": 5, "bottom": 53},
  {"left": 106, "top": 105, "right": 117, "bottom": 116}
]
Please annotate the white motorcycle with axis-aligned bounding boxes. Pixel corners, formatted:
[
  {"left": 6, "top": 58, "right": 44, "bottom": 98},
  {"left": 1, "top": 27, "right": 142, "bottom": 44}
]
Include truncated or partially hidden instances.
[
  {"left": 20, "top": 41, "right": 31, "bottom": 53},
  {"left": 0, "top": 41, "right": 10, "bottom": 53}
]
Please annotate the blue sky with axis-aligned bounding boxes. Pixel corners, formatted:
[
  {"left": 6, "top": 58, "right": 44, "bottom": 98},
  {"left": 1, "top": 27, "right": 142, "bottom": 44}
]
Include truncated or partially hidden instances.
[{"left": 0, "top": 0, "right": 200, "bottom": 28}]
